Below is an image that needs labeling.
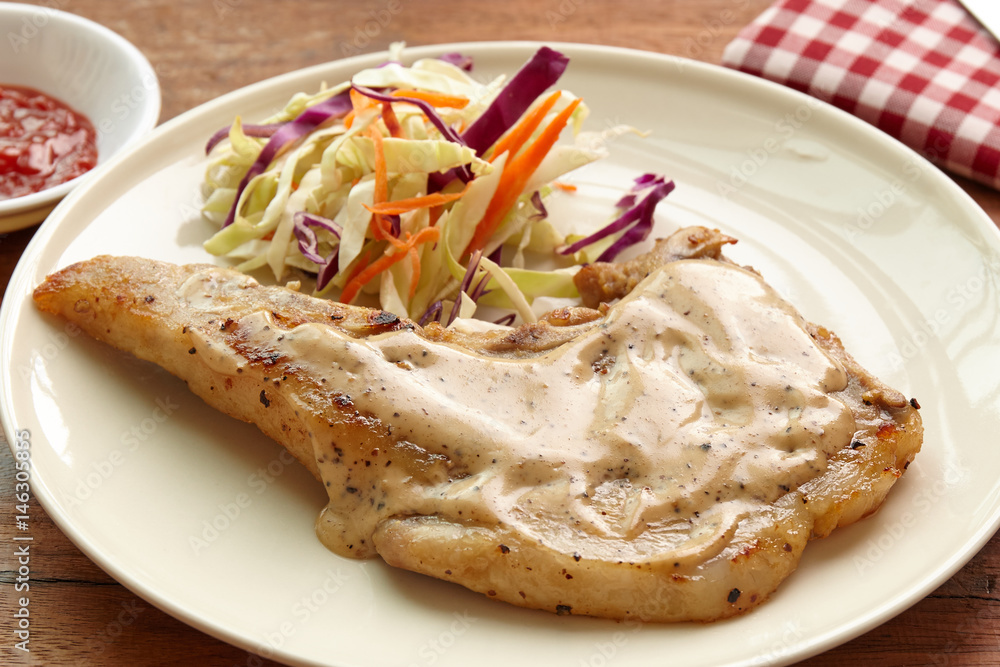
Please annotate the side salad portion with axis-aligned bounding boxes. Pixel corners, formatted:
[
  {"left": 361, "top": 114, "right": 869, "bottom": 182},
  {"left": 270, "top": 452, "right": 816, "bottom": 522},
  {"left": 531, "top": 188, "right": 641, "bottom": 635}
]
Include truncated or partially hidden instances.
[{"left": 202, "top": 44, "right": 673, "bottom": 324}]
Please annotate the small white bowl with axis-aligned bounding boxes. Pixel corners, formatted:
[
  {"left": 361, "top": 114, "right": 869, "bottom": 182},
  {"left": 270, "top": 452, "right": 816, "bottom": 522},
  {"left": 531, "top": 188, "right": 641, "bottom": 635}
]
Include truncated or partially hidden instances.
[{"left": 0, "top": 3, "right": 160, "bottom": 231}]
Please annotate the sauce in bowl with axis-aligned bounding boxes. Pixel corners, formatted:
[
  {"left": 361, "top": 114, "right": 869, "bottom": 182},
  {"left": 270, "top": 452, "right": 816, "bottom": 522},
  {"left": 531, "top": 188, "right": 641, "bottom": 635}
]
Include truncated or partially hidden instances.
[{"left": 0, "top": 85, "right": 98, "bottom": 200}]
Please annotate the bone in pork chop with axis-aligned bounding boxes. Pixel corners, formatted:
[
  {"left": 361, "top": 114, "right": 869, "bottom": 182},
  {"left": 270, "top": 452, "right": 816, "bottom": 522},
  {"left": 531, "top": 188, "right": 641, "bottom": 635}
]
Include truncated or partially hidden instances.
[{"left": 32, "top": 226, "right": 921, "bottom": 622}]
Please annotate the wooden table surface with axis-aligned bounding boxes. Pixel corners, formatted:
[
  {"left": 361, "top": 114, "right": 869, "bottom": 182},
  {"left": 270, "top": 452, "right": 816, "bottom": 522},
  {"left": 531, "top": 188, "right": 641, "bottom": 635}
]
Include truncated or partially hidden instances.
[{"left": 2, "top": 0, "right": 999, "bottom": 664}]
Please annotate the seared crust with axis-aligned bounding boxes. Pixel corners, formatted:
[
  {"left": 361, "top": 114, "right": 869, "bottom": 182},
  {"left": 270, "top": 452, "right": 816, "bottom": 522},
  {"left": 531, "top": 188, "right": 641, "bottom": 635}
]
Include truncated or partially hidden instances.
[
  {"left": 31, "top": 260, "right": 605, "bottom": 479},
  {"left": 574, "top": 227, "right": 738, "bottom": 308},
  {"left": 33, "top": 258, "right": 410, "bottom": 480},
  {"left": 32, "top": 227, "right": 921, "bottom": 622}
]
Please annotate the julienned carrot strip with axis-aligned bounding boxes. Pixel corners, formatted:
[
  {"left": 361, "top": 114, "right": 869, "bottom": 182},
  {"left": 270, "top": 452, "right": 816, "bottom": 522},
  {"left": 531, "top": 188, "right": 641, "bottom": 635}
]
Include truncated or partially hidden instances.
[
  {"left": 408, "top": 246, "right": 421, "bottom": 299},
  {"left": 369, "top": 125, "right": 388, "bottom": 204},
  {"left": 381, "top": 102, "right": 402, "bottom": 138},
  {"left": 342, "top": 247, "right": 373, "bottom": 287},
  {"left": 391, "top": 89, "right": 469, "bottom": 108},
  {"left": 465, "top": 97, "right": 582, "bottom": 256},
  {"left": 489, "top": 91, "right": 562, "bottom": 163},
  {"left": 345, "top": 88, "right": 376, "bottom": 129},
  {"left": 363, "top": 186, "right": 469, "bottom": 216},
  {"left": 367, "top": 125, "right": 394, "bottom": 243},
  {"left": 340, "top": 227, "right": 441, "bottom": 304},
  {"left": 428, "top": 204, "right": 444, "bottom": 227},
  {"left": 553, "top": 181, "right": 577, "bottom": 192}
]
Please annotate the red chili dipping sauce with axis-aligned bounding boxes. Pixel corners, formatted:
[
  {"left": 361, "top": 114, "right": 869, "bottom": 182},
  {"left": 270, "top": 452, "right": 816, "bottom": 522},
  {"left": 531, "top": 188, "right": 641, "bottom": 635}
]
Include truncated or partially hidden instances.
[{"left": 0, "top": 85, "right": 98, "bottom": 200}]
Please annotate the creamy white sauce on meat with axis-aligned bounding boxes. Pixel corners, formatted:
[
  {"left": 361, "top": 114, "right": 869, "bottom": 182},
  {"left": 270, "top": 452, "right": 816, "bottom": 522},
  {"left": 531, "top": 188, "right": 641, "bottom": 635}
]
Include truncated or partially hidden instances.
[{"left": 197, "top": 259, "right": 856, "bottom": 563}]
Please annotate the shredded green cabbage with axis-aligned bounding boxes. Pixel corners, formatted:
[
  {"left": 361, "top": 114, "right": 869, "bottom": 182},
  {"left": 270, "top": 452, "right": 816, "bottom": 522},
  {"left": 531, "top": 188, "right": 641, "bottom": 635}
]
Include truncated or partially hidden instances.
[{"left": 201, "top": 44, "right": 656, "bottom": 326}]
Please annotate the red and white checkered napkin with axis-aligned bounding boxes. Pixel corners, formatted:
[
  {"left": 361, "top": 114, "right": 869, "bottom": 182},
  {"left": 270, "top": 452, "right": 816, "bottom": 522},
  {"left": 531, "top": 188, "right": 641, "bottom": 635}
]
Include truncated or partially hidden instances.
[{"left": 722, "top": 0, "right": 1000, "bottom": 190}]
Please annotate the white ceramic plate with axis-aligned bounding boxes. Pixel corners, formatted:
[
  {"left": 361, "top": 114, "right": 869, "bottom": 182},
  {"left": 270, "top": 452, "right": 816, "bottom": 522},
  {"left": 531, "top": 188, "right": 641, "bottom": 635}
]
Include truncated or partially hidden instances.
[{"left": 3, "top": 42, "right": 1000, "bottom": 667}]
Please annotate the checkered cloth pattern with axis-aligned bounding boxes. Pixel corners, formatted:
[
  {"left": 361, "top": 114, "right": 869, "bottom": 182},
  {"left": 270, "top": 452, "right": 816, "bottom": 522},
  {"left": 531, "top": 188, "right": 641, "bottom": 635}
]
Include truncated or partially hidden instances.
[{"left": 722, "top": 0, "right": 1000, "bottom": 190}]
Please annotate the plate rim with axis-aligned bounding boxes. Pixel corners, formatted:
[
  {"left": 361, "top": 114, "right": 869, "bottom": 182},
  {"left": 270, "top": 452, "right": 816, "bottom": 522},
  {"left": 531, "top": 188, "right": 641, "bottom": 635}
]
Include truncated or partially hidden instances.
[{"left": 4, "top": 40, "right": 1000, "bottom": 667}]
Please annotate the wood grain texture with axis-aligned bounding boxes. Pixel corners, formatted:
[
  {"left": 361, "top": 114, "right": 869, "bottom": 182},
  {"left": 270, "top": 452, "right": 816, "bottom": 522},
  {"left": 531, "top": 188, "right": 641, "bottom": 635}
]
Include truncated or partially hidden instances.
[{"left": 2, "top": 0, "right": 999, "bottom": 664}]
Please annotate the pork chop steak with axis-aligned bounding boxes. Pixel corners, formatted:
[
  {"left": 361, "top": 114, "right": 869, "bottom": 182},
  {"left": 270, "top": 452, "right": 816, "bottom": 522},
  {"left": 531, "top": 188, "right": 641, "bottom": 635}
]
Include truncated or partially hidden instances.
[{"left": 32, "top": 226, "right": 921, "bottom": 622}]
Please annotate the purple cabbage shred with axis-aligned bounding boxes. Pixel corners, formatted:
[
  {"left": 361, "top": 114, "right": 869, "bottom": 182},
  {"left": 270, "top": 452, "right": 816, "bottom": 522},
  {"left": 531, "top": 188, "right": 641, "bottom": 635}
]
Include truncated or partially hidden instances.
[
  {"left": 418, "top": 301, "right": 444, "bottom": 326},
  {"left": 438, "top": 52, "right": 474, "bottom": 71},
  {"left": 221, "top": 89, "right": 354, "bottom": 229},
  {"left": 614, "top": 194, "right": 636, "bottom": 210},
  {"left": 292, "top": 212, "right": 343, "bottom": 290},
  {"left": 632, "top": 173, "right": 664, "bottom": 188},
  {"left": 205, "top": 122, "right": 287, "bottom": 155},
  {"left": 430, "top": 46, "right": 569, "bottom": 193},
  {"left": 529, "top": 190, "right": 548, "bottom": 220},
  {"left": 447, "top": 250, "right": 486, "bottom": 325},
  {"left": 461, "top": 46, "right": 569, "bottom": 155},
  {"left": 558, "top": 179, "right": 675, "bottom": 262},
  {"left": 351, "top": 84, "right": 473, "bottom": 182}
]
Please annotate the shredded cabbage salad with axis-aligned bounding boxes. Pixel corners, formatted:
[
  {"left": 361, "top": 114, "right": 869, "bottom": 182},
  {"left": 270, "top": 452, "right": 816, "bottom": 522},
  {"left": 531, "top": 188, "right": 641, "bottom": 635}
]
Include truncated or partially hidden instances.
[{"left": 202, "top": 43, "right": 673, "bottom": 325}]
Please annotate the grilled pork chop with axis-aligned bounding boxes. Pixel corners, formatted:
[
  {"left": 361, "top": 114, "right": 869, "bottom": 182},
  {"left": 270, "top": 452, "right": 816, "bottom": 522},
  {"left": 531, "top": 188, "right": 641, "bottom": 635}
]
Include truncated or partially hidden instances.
[{"left": 32, "top": 226, "right": 921, "bottom": 622}]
